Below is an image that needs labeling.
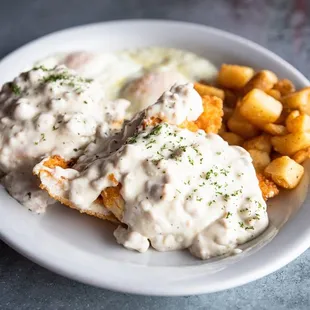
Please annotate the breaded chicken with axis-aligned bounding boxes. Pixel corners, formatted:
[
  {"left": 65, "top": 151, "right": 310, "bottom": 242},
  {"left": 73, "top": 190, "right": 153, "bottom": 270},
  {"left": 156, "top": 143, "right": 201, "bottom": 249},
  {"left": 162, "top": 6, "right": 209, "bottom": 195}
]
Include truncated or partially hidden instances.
[{"left": 34, "top": 155, "right": 119, "bottom": 223}]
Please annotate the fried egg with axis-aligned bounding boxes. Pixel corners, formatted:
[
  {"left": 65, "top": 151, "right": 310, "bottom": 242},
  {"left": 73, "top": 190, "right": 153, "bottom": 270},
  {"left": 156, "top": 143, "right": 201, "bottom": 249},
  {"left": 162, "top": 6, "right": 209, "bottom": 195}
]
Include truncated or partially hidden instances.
[{"left": 36, "top": 47, "right": 218, "bottom": 117}]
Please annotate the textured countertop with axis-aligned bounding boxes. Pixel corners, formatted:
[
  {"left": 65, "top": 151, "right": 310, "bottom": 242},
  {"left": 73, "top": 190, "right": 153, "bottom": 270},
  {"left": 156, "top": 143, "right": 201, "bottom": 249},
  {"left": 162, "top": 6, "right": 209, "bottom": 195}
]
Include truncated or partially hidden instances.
[{"left": 0, "top": 0, "right": 309, "bottom": 309}]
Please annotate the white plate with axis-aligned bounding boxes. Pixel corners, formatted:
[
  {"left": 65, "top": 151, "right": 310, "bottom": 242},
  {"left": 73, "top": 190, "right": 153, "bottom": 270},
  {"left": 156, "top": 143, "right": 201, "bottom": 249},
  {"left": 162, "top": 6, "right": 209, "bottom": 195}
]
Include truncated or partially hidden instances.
[{"left": 0, "top": 20, "right": 310, "bottom": 296}]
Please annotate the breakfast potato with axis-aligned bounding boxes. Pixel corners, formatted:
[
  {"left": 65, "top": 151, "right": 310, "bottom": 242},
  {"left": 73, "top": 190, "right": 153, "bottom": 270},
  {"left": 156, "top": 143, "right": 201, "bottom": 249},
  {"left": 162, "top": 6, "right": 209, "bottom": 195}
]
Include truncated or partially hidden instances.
[
  {"left": 239, "top": 89, "right": 283, "bottom": 127},
  {"left": 265, "top": 89, "right": 281, "bottom": 101},
  {"left": 270, "top": 151, "right": 283, "bottom": 161},
  {"left": 223, "top": 88, "right": 239, "bottom": 107},
  {"left": 194, "top": 83, "right": 225, "bottom": 100},
  {"left": 218, "top": 64, "right": 254, "bottom": 89},
  {"left": 248, "top": 149, "right": 271, "bottom": 172},
  {"left": 271, "top": 132, "right": 310, "bottom": 155},
  {"left": 292, "top": 147, "right": 310, "bottom": 164},
  {"left": 243, "top": 134, "right": 272, "bottom": 153},
  {"left": 263, "top": 123, "right": 288, "bottom": 136},
  {"left": 274, "top": 109, "right": 289, "bottom": 125},
  {"left": 285, "top": 110, "right": 310, "bottom": 133},
  {"left": 223, "top": 106, "right": 234, "bottom": 122},
  {"left": 282, "top": 88, "right": 310, "bottom": 115},
  {"left": 273, "top": 79, "right": 295, "bottom": 96},
  {"left": 264, "top": 156, "right": 304, "bottom": 189},
  {"left": 242, "top": 70, "right": 278, "bottom": 95},
  {"left": 227, "top": 107, "right": 260, "bottom": 139},
  {"left": 220, "top": 132, "right": 244, "bottom": 146}
]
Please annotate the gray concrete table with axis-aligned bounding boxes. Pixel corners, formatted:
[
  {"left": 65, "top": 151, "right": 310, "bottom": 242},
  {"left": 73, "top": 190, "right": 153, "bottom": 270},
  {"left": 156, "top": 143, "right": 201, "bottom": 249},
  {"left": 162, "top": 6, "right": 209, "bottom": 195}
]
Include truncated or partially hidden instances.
[{"left": 0, "top": 0, "right": 309, "bottom": 309}]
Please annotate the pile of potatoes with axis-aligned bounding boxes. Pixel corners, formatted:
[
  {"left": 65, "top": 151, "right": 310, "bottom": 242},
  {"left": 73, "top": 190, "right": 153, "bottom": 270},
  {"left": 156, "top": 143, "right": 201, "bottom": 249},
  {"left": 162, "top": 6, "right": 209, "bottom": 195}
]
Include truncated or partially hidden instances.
[{"left": 196, "top": 64, "right": 310, "bottom": 190}]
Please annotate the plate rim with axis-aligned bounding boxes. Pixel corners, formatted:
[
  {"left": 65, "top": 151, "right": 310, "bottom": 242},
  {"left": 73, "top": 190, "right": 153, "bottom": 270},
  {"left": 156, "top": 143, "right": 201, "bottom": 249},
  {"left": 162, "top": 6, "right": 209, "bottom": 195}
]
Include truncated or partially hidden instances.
[{"left": 0, "top": 19, "right": 309, "bottom": 296}]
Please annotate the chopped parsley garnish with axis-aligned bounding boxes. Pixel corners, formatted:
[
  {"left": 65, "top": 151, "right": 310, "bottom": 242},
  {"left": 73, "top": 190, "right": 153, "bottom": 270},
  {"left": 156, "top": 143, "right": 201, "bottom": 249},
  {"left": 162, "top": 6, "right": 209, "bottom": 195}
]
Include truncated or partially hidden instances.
[
  {"left": 43, "top": 73, "right": 70, "bottom": 83},
  {"left": 33, "top": 65, "right": 50, "bottom": 72},
  {"left": 10, "top": 83, "right": 21, "bottom": 95},
  {"left": 188, "top": 156, "right": 194, "bottom": 165},
  {"left": 226, "top": 212, "right": 232, "bottom": 219}
]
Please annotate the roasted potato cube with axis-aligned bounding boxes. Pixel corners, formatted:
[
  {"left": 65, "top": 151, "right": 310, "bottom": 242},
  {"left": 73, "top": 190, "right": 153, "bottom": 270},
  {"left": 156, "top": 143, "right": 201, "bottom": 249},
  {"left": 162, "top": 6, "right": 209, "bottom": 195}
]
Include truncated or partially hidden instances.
[
  {"left": 273, "top": 79, "right": 295, "bottom": 96},
  {"left": 194, "top": 83, "right": 225, "bottom": 100},
  {"left": 263, "top": 123, "right": 288, "bottom": 136},
  {"left": 292, "top": 147, "right": 310, "bottom": 164},
  {"left": 265, "top": 89, "right": 281, "bottom": 101},
  {"left": 227, "top": 108, "right": 260, "bottom": 139},
  {"left": 248, "top": 149, "right": 271, "bottom": 172},
  {"left": 274, "top": 109, "right": 289, "bottom": 125},
  {"left": 285, "top": 110, "right": 310, "bottom": 133},
  {"left": 220, "top": 132, "right": 244, "bottom": 146},
  {"left": 218, "top": 64, "right": 254, "bottom": 89},
  {"left": 243, "top": 134, "right": 272, "bottom": 153},
  {"left": 282, "top": 88, "right": 310, "bottom": 115},
  {"left": 270, "top": 151, "right": 283, "bottom": 161},
  {"left": 271, "top": 132, "right": 310, "bottom": 155},
  {"left": 223, "top": 106, "right": 234, "bottom": 122},
  {"left": 223, "top": 88, "right": 238, "bottom": 107},
  {"left": 239, "top": 89, "right": 283, "bottom": 126},
  {"left": 264, "top": 156, "right": 304, "bottom": 189},
  {"left": 242, "top": 70, "right": 278, "bottom": 95}
]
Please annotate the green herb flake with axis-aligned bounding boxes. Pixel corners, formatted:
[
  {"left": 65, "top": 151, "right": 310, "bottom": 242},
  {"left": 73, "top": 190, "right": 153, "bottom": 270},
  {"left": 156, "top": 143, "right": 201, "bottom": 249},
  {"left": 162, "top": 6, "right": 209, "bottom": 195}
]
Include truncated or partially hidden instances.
[
  {"left": 226, "top": 212, "right": 232, "bottom": 219},
  {"left": 11, "top": 83, "right": 21, "bottom": 95}
]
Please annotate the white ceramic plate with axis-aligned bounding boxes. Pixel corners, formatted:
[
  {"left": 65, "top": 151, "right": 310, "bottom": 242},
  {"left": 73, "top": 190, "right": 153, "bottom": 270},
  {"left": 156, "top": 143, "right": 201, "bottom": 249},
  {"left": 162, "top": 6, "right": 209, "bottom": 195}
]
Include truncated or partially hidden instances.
[{"left": 0, "top": 20, "right": 310, "bottom": 296}]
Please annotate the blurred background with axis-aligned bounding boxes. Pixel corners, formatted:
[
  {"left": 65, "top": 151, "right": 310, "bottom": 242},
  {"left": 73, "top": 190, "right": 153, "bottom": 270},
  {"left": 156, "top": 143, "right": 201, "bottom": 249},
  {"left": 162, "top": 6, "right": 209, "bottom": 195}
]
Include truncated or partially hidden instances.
[{"left": 0, "top": 0, "right": 309, "bottom": 309}]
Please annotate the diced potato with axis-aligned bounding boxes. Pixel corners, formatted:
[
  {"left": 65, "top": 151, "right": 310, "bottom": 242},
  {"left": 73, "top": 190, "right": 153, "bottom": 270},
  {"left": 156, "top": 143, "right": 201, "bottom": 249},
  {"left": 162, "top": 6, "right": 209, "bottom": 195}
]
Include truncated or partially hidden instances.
[
  {"left": 218, "top": 64, "right": 254, "bottom": 89},
  {"left": 220, "top": 132, "right": 244, "bottom": 146},
  {"left": 285, "top": 110, "right": 310, "bottom": 133},
  {"left": 194, "top": 83, "right": 225, "bottom": 100},
  {"left": 223, "top": 106, "right": 234, "bottom": 123},
  {"left": 273, "top": 79, "right": 295, "bottom": 96},
  {"left": 239, "top": 89, "right": 283, "bottom": 127},
  {"left": 270, "top": 151, "right": 282, "bottom": 161},
  {"left": 265, "top": 89, "right": 281, "bottom": 101},
  {"left": 282, "top": 88, "right": 310, "bottom": 115},
  {"left": 292, "top": 147, "right": 310, "bottom": 164},
  {"left": 242, "top": 70, "right": 278, "bottom": 95},
  {"left": 227, "top": 108, "right": 260, "bottom": 139},
  {"left": 274, "top": 109, "right": 289, "bottom": 125},
  {"left": 263, "top": 123, "right": 288, "bottom": 136},
  {"left": 248, "top": 149, "right": 271, "bottom": 172},
  {"left": 264, "top": 156, "right": 304, "bottom": 189},
  {"left": 223, "top": 88, "right": 238, "bottom": 107},
  {"left": 271, "top": 132, "right": 310, "bottom": 155},
  {"left": 243, "top": 134, "right": 272, "bottom": 153}
]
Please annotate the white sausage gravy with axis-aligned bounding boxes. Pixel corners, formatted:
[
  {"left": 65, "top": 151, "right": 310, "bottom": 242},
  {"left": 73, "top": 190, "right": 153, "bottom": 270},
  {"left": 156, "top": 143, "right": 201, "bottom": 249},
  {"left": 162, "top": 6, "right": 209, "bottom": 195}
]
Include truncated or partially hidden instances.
[
  {"left": 0, "top": 65, "right": 129, "bottom": 212},
  {"left": 34, "top": 83, "right": 268, "bottom": 259}
]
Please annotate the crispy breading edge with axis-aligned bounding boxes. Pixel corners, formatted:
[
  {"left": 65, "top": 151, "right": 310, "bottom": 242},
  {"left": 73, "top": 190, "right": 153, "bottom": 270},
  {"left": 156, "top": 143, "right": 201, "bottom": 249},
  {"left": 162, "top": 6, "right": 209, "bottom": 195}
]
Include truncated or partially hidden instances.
[{"left": 34, "top": 156, "right": 119, "bottom": 223}]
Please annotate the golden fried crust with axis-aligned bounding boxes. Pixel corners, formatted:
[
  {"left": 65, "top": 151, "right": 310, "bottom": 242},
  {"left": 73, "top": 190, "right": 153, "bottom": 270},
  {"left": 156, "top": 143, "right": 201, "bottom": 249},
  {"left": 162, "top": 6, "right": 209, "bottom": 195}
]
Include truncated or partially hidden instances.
[
  {"left": 35, "top": 155, "right": 119, "bottom": 223},
  {"left": 194, "top": 95, "right": 223, "bottom": 134},
  {"left": 257, "top": 173, "right": 279, "bottom": 200},
  {"left": 101, "top": 185, "right": 124, "bottom": 222}
]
